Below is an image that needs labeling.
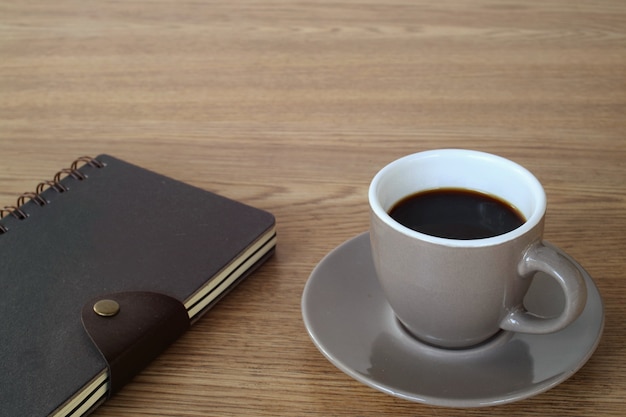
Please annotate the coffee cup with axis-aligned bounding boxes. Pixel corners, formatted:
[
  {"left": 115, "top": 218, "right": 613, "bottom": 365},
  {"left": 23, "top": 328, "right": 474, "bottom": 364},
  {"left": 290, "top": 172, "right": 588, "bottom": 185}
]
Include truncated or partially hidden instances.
[{"left": 368, "top": 149, "right": 587, "bottom": 349}]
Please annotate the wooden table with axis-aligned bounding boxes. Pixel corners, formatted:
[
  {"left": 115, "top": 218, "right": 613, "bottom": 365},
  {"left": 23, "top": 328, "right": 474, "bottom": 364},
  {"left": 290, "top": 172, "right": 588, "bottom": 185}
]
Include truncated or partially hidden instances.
[{"left": 1, "top": 1, "right": 625, "bottom": 415}]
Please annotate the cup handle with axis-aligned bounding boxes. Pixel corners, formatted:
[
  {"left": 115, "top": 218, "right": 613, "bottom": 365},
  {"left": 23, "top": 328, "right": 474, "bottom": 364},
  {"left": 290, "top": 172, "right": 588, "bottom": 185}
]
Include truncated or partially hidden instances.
[{"left": 500, "top": 243, "right": 588, "bottom": 334}]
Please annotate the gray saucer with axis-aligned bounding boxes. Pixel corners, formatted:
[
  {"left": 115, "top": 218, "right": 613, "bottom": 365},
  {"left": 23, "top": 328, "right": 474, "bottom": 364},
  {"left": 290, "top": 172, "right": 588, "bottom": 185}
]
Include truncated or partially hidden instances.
[{"left": 302, "top": 232, "right": 604, "bottom": 407}]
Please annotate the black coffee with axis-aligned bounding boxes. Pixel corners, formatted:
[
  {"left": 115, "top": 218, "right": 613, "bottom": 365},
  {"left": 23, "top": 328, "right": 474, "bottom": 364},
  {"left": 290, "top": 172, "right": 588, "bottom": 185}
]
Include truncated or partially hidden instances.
[{"left": 388, "top": 188, "right": 525, "bottom": 239}]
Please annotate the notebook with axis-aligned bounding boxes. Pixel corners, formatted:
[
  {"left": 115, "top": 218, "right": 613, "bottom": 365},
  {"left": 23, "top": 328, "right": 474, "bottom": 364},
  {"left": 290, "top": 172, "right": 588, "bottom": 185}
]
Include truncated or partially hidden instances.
[{"left": 0, "top": 154, "right": 277, "bottom": 417}]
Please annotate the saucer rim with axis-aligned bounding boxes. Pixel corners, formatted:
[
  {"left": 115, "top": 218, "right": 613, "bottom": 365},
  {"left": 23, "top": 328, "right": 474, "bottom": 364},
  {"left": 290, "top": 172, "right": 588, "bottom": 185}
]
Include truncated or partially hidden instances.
[{"left": 302, "top": 232, "right": 605, "bottom": 408}]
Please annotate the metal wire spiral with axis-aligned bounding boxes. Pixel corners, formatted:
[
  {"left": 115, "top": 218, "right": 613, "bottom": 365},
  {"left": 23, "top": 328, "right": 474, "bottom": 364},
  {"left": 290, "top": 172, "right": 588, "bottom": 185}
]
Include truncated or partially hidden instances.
[{"left": 0, "top": 156, "right": 104, "bottom": 233}]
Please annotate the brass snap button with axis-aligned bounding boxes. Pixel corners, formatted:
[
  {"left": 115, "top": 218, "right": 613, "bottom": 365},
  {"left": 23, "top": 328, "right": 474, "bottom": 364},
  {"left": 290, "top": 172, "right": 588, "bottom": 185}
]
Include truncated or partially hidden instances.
[{"left": 93, "top": 299, "right": 120, "bottom": 317}]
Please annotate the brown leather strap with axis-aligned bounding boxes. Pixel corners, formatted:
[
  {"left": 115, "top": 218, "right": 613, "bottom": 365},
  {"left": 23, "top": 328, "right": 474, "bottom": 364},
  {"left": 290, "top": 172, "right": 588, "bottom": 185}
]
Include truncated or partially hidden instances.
[{"left": 81, "top": 291, "right": 190, "bottom": 395}]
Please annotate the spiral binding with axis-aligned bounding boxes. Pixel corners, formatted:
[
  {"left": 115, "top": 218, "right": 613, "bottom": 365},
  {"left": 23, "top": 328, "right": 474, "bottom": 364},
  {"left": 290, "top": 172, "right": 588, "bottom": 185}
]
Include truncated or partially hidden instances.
[{"left": 0, "top": 156, "right": 104, "bottom": 234}]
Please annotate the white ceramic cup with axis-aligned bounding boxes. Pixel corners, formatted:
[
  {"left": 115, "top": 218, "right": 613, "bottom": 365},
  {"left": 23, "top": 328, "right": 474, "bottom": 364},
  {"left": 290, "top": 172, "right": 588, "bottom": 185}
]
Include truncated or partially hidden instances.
[{"left": 369, "top": 149, "right": 587, "bottom": 349}]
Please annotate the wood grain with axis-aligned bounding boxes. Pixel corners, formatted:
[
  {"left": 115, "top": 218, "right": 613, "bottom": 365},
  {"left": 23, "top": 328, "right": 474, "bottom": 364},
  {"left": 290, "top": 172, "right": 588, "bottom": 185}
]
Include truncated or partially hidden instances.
[{"left": 1, "top": 0, "right": 625, "bottom": 415}]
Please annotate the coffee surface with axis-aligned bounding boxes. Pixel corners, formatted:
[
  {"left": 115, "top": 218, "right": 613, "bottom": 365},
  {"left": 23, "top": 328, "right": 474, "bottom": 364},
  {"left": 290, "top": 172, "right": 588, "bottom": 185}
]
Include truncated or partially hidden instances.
[{"left": 388, "top": 188, "right": 525, "bottom": 239}]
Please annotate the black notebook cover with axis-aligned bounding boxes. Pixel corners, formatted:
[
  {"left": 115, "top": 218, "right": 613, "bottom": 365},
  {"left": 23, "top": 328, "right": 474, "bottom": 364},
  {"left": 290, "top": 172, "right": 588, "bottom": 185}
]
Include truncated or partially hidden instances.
[{"left": 0, "top": 154, "right": 276, "bottom": 416}]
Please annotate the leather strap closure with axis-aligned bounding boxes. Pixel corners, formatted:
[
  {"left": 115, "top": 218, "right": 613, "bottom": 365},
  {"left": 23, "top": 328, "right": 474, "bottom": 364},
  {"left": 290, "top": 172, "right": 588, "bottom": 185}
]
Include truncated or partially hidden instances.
[{"left": 81, "top": 291, "right": 190, "bottom": 396}]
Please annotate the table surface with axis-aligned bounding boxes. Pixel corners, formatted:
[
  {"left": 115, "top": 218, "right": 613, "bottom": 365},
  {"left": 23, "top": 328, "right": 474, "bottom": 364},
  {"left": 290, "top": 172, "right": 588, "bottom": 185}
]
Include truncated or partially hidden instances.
[{"left": 1, "top": 1, "right": 625, "bottom": 416}]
